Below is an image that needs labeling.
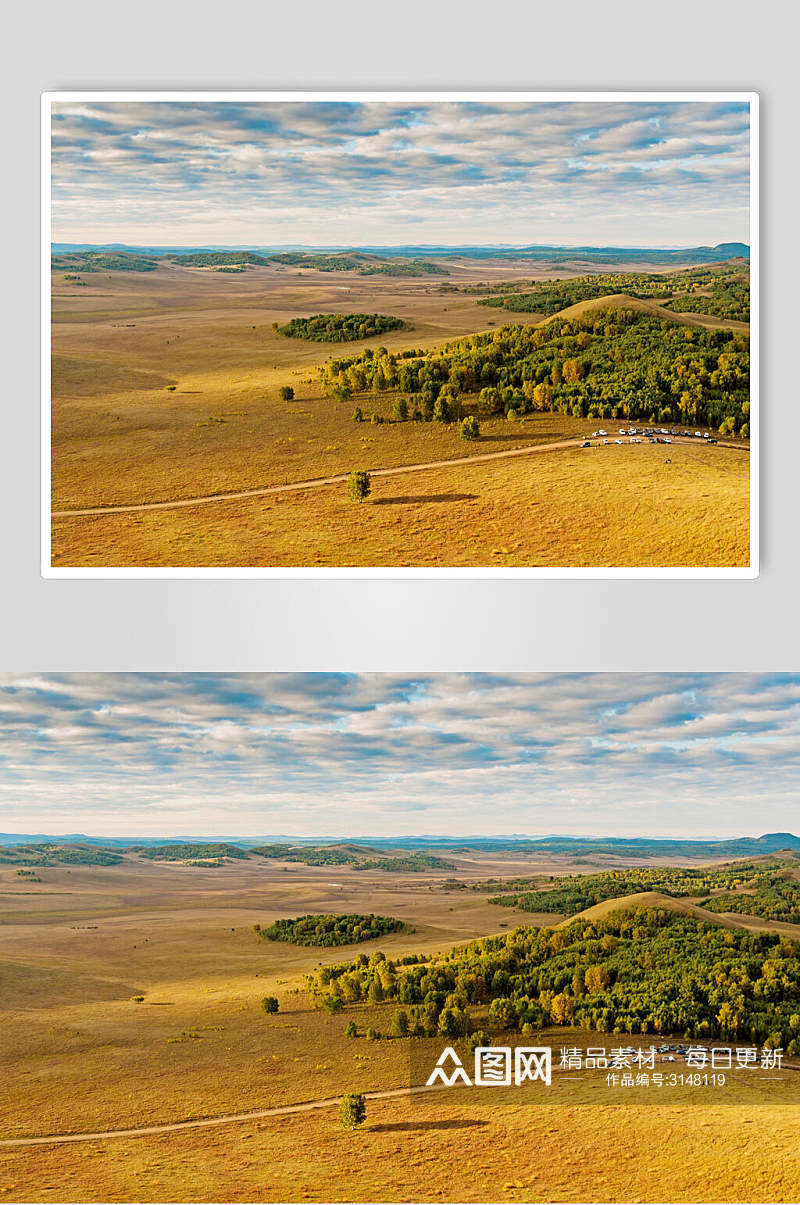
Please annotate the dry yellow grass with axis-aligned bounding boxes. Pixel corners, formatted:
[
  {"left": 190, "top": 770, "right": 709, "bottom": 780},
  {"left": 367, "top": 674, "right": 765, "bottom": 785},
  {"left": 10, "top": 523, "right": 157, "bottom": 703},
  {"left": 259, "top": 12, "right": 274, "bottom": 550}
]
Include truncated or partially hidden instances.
[
  {"left": 50, "top": 262, "right": 750, "bottom": 569},
  {"left": 3, "top": 1095, "right": 799, "bottom": 1203},
  {"left": 1, "top": 856, "right": 796, "bottom": 1202},
  {"left": 53, "top": 440, "right": 750, "bottom": 568}
]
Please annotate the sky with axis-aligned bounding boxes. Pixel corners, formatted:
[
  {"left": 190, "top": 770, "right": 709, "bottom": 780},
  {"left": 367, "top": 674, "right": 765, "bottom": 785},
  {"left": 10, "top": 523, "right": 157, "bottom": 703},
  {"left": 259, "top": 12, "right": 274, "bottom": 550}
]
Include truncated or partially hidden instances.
[
  {"left": 0, "top": 673, "right": 794, "bottom": 840},
  {"left": 50, "top": 99, "right": 751, "bottom": 248}
]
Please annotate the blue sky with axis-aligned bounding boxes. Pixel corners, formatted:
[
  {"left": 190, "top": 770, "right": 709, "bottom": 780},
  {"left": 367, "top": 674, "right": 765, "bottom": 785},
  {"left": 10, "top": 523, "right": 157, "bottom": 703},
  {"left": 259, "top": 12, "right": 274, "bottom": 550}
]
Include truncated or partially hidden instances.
[
  {"left": 0, "top": 674, "right": 794, "bottom": 839},
  {"left": 50, "top": 100, "right": 751, "bottom": 247}
]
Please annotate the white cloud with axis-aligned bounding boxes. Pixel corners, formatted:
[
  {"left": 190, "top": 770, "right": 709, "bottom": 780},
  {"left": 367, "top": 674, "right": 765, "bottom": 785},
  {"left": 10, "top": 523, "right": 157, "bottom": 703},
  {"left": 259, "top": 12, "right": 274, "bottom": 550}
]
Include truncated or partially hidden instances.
[{"left": 49, "top": 100, "right": 751, "bottom": 246}]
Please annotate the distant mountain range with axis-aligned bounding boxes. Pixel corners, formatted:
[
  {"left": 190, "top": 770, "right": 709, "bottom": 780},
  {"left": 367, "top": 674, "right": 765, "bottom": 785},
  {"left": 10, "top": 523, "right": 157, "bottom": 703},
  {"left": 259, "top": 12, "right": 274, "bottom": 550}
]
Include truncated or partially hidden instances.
[
  {"left": 0, "top": 831, "right": 794, "bottom": 858},
  {"left": 51, "top": 241, "right": 750, "bottom": 266}
]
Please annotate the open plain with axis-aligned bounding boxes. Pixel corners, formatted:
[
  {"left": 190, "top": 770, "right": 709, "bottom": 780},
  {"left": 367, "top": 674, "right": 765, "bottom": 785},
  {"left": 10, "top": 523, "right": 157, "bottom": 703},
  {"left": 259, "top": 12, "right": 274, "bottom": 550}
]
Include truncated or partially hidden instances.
[
  {"left": 1, "top": 847, "right": 797, "bottom": 1202},
  {"left": 50, "top": 257, "right": 750, "bottom": 569}
]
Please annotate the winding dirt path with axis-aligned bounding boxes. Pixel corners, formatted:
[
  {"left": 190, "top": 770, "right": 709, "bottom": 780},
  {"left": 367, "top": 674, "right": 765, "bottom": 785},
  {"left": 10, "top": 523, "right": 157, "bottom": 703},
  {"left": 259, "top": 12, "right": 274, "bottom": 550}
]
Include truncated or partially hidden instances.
[
  {"left": 0, "top": 1084, "right": 439, "bottom": 1148},
  {"left": 52, "top": 436, "right": 747, "bottom": 520}
]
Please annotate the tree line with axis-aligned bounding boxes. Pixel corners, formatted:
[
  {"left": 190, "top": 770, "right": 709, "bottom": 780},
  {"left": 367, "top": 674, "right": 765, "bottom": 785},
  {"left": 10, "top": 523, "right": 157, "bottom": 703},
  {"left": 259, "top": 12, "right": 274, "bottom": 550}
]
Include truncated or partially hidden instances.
[
  {"left": 476, "top": 265, "right": 746, "bottom": 315},
  {"left": 276, "top": 313, "right": 405, "bottom": 343},
  {"left": 305, "top": 906, "right": 800, "bottom": 1051},
  {"left": 316, "top": 308, "right": 750, "bottom": 434},
  {"left": 258, "top": 912, "right": 405, "bottom": 947},
  {"left": 486, "top": 859, "right": 796, "bottom": 917}
]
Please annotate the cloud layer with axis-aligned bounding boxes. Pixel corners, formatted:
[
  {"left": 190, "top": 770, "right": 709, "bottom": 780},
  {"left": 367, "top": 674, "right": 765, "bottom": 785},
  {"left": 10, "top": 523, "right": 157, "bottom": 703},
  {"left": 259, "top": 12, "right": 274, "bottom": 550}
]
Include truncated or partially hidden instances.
[
  {"left": 0, "top": 674, "right": 793, "bottom": 839},
  {"left": 49, "top": 100, "right": 751, "bottom": 246}
]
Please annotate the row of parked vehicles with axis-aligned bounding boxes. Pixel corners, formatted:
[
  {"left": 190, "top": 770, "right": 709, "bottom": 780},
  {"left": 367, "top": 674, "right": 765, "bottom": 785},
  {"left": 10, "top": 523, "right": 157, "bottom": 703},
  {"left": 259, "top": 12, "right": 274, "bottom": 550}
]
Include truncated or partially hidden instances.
[{"left": 581, "top": 426, "right": 719, "bottom": 449}]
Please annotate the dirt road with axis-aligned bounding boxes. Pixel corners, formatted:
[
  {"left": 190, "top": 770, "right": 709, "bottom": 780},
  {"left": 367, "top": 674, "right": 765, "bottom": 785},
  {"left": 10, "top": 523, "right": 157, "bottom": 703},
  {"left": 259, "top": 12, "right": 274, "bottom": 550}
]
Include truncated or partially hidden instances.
[
  {"left": 52, "top": 436, "right": 747, "bottom": 520},
  {"left": 0, "top": 1084, "right": 439, "bottom": 1148}
]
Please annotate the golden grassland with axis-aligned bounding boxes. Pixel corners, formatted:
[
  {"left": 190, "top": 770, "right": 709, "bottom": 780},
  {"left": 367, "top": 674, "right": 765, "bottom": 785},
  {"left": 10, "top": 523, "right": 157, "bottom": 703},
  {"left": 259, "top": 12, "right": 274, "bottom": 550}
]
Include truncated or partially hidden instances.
[
  {"left": 53, "top": 440, "right": 750, "bottom": 569},
  {"left": 1, "top": 854, "right": 797, "bottom": 1202},
  {"left": 50, "top": 261, "right": 750, "bottom": 568}
]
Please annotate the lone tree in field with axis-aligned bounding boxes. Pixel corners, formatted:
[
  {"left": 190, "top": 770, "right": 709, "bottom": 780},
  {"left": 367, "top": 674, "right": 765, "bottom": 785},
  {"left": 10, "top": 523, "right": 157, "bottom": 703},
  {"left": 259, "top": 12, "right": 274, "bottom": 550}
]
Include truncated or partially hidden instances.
[
  {"left": 279, "top": 385, "right": 294, "bottom": 401},
  {"left": 347, "top": 470, "right": 371, "bottom": 503},
  {"left": 261, "top": 995, "right": 279, "bottom": 1014},
  {"left": 460, "top": 415, "right": 480, "bottom": 440},
  {"left": 339, "top": 1093, "right": 367, "bottom": 1130}
]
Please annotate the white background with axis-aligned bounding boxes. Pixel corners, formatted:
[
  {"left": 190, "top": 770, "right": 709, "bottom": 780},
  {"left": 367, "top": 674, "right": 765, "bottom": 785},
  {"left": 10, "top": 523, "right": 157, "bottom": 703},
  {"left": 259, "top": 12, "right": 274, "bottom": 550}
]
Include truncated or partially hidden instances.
[{"left": 1, "top": 0, "right": 797, "bottom": 670}]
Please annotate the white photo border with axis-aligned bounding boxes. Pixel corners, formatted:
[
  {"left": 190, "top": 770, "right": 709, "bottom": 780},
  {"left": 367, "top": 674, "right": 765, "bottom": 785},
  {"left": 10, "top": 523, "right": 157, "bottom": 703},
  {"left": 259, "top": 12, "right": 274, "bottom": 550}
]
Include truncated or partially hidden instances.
[{"left": 41, "top": 90, "right": 759, "bottom": 580}]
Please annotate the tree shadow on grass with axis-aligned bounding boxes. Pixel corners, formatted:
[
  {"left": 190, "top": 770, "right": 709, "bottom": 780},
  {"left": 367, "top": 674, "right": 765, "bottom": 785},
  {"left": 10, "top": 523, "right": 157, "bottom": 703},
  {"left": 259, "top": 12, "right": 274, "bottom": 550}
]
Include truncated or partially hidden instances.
[
  {"left": 372, "top": 493, "right": 477, "bottom": 506},
  {"left": 368, "top": 1119, "right": 488, "bottom": 1133}
]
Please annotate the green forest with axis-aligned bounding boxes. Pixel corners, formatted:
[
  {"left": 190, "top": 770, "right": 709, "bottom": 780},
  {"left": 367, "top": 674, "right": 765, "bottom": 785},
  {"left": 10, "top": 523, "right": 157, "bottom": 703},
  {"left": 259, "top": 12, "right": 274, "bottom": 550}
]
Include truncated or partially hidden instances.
[
  {"left": 665, "top": 278, "right": 750, "bottom": 322},
  {"left": 277, "top": 313, "right": 405, "bottom": 343},
  {"left": 306, "top": 906, "right": 800, "bottom": 1050},
  {"left": 259, "top": 913, "right": 405, "bottom": 947},
  {"left": 359, "top": 259, "right": 448, "bottom": 277},
  {"left": 487, "top": 860, "right": 797, "bottom": 917},
  {"left": 132, "top": 843, "right": 249, "bottom": 861},
  {"left": 317, "top": 306, "right": 750, "bottom": 433},
  {"left": 476, "top": 265, "right": 746, "bottom": 316},
  {"left": 699, "top": 874, "right": 800, "bottom": 924},
  {"left": 253, "top": 843, "right": 356, "bottom": 865},
  {"left": 0, "top": 843, "right": 122, "bottom": 866},
  {"left": 168, "top": 251, "right": 273, "bottom": 268},
  {"left": 251, "top": 844, "right": 454, "bottom": 872},
  {"left": 268, "top": 252, "right": 446, "bottom": 276},
  {"left": 51, "top": 251, "right": 159, "bottom": 273},
  {"left": 352, "top": 853, "right": 456, "bottom": 872}
]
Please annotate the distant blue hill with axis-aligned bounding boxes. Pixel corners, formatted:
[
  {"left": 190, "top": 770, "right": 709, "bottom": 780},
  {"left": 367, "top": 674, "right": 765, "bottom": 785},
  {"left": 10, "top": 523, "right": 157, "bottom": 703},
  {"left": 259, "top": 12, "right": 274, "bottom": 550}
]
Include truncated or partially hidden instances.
[
  {"left": 0, "top": 830, "right": 794, "bottom": 858},
  {"left": 51, "top": 241, "right": 749, "bottom": 266}
]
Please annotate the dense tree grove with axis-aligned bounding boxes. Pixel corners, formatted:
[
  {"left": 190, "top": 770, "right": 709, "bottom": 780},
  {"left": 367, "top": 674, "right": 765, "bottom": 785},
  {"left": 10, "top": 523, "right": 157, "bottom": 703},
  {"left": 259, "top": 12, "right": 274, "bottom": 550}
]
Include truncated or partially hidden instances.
[
  {"left": 352, "top": 853, "right": 456, "bottom": 872},
  {"left": 360, "top": 259, "right": 448, "bottom": 277},
  {"left": 700, "top": 875, "right": 800, "bottom": 924},
  {"left": 51, "top": 251, "right": 159, "bottom": 273},
  {"left": 169, "top": 251, "right": 272, "bottom": 268},
  {"left": 251, "top": 844, "right": 453, "bottom": 871},
  {"left": 0, "top": 843, "right": 123, "bottom": 866},
  {"left": 477, "top": 266, "right": 746, "bottom": 315},
  {"left": 277, "top": 313, "right": 405, "bottom": 343},
  {"left": 315, "top": 308, "right": 749, "bottom": 434},
  {"left": 268, "top": 252, "right": 447, "bottom": 276},
  {"left": 305, "top": 907, "right": 800, "bottom": 1050},
  {"left": 479, "top": 272, "right": 678, "bottom": 314},
  {"left": 133, "top": 843, "right": 248, "bottom": 861},
  {"left": 253, "top": 843, "right": 356, "bottom": 865},
  {"left": 487, "top": 860, "right": 797, "bottom": 917},
  {"left": 260, "top": 913, "right": 405, "bottom": 947},
  {"left": 666, "top": 278, "right": 750, "bottom": 322}
]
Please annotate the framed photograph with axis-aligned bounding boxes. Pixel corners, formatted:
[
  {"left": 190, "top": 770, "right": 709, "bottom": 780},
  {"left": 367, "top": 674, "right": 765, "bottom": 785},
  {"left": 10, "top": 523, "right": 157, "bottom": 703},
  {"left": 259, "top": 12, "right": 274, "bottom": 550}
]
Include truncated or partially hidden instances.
[
  {"left": 43, "top": 92, "right": 757, "bottom": 577},
  {"left": 1, "top": 672, "right": 797, "bottom": 1203}
]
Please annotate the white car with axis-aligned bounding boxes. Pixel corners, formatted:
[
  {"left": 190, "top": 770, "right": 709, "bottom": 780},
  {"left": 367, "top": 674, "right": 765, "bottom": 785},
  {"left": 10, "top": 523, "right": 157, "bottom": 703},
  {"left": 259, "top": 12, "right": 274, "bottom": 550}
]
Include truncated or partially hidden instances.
[
  {"left": 598, "top": 429, "right": 607, "bottom": 436},
  {"left": 615, "top": 439, "right": 623, "bottom": 444}
]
